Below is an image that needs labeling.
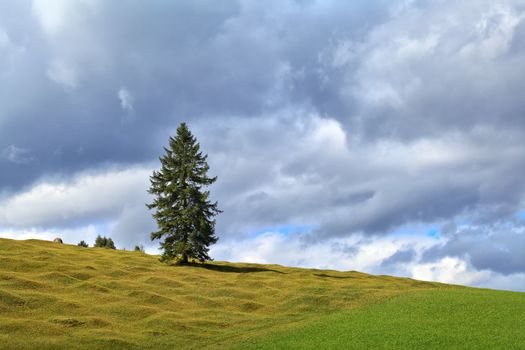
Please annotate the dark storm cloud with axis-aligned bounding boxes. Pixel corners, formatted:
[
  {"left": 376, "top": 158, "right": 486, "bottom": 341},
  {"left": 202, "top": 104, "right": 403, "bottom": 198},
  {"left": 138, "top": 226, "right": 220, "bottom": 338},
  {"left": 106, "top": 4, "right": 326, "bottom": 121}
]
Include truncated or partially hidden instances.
[
  {"left": 0, "top": 0, "right": 390, "bottom": 192},
  {"left": 381, "top": 247, "right": 417, "bottom": 267}
]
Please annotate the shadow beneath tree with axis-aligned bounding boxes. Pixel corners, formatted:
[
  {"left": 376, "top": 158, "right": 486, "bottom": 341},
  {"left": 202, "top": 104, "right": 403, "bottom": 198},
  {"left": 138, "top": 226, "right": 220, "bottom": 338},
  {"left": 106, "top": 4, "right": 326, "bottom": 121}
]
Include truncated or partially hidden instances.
[{"left": 189, "top": 262, "right": 285, "bottom": 274}]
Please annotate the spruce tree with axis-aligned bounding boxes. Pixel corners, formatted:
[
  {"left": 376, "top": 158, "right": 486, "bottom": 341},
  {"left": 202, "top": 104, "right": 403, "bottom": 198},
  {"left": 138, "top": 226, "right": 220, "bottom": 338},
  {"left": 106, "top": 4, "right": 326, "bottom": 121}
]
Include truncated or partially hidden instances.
[
  {"left": 147, "top": 122, "right": 221, "bottom": 264},
  {"left": 106, "top": 237, "right": 116, "bottom": 250}
]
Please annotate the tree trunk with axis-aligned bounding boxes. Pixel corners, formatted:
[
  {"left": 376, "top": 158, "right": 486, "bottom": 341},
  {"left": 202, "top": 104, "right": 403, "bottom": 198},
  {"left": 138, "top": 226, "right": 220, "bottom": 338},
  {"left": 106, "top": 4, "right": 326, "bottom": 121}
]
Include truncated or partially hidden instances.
[{"left": 182, "top": 252, "right": 189, "bottom": 264}]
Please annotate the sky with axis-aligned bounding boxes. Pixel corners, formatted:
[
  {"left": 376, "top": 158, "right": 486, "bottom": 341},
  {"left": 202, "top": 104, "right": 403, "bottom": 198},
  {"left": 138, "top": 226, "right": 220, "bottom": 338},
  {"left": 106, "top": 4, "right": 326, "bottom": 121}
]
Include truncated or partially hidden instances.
[{"left": 1, "top": 0, "right": 524, "bottom": 292}]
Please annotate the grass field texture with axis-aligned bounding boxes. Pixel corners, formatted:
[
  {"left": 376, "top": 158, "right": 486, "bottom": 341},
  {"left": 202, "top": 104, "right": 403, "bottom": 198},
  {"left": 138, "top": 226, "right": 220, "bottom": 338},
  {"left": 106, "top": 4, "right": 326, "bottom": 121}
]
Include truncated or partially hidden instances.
[{"left": 0, "top": 238, "right": 523, "bottom": 349}]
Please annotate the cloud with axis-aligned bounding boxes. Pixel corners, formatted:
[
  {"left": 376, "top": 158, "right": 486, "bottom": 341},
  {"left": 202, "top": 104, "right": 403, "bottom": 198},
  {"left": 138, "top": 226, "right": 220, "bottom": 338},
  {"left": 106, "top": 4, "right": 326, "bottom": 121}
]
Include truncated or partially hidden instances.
[
  {"left": 32, "top": 0, "right": 100, "bottom": 36},
  {"left": 422, "top": 221, "right": 525, "bottom": 276},
  {"left": 0, "top": 28, "right": 10, "bottom": 47},
  {"left": 46, "top": 59, "right": 78, "bottom": 88},
  {"left": 313, "top": 1, "right": 525, "bottom": 143},
  {"left": 118, "top": 88, "right": 134, "bottom": 113},
  {"left": 194, "top": 113, "right": 525, "bottom": 238},
  {"left": 0, "top": 1, "right": 393, "bottom": 190},
  {"left": 111, "top": 204, "right": 156, "bottom": 248},
  {"left": 0, "top": 225, "right": 102, "bottom": 246},
  {"left": 381, "top": 247, "right": 417, "bottom": 266},
  {"left": 1, "top": 145, "right": 34, "bottom": 164},
  {"left": 210, "top": 231, "right": 390, "bottom": 271},
  {"left": 410, "top": 256, "right": 491, "bottom": 287},
  {"left": 0, "top": 165, "right": 151, "bottom": 227},
  {"left": 32, "top": 0, "right": 71, "bottom": 35}
]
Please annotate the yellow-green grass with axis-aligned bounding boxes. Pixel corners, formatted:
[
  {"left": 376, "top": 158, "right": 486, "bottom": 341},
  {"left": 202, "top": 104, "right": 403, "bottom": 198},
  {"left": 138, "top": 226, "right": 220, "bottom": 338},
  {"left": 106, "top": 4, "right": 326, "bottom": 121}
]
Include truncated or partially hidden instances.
[{"left": 0, "top": 238, "right": 523, "bottom": 349}]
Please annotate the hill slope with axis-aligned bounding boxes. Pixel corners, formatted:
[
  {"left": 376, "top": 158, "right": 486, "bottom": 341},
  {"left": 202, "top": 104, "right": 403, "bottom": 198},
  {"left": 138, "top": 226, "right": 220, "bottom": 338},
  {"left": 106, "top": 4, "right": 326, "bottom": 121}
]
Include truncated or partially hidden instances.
[{"left": 0, "top": 238, "right": 523, "bottom": 349}]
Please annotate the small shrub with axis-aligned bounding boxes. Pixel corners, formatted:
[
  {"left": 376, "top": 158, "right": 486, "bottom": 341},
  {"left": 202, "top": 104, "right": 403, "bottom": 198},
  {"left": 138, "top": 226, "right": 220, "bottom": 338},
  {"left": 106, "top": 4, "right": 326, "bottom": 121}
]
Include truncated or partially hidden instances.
[
  {"left": 134, "top": 245, "right": 145, "bottom": 253},
  {"left": 77, "top": 240, "right": 89, "bottom": 248},
  {"left": 93, "top": 235, "right": 116, "bottom": 249}
]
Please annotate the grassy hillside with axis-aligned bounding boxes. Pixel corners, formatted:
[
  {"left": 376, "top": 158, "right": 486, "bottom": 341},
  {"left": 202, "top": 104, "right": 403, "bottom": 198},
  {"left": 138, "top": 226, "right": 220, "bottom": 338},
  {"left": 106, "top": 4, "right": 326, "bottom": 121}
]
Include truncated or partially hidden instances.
[{"left": 0, "top": 238, "right": 523, "bottom": 349}]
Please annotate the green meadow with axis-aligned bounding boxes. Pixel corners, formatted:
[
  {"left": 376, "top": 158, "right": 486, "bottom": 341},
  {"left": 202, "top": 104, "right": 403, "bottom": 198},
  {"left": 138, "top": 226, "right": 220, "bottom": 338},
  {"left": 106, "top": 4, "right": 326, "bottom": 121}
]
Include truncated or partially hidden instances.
[{"left": 0, "top": 238, "right": 523, "bottom": 349}]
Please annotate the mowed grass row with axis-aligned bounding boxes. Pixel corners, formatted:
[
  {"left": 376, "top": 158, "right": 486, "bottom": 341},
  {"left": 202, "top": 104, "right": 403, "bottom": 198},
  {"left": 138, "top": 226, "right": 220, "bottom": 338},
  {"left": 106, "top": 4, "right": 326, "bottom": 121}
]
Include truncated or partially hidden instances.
[{"left": 0, "top": 238, "right": 523, "bottom": 349}]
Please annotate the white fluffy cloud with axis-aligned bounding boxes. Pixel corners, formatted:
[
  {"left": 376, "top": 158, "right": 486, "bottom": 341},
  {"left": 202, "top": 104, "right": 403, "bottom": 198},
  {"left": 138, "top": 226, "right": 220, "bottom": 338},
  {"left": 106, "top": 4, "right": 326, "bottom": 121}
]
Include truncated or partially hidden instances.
[
  {"left": 32, "top": 0, "right": 100, "bottom": 36},
  {"left": 0, "top": 166, "right": 151, "bottom": 227}
]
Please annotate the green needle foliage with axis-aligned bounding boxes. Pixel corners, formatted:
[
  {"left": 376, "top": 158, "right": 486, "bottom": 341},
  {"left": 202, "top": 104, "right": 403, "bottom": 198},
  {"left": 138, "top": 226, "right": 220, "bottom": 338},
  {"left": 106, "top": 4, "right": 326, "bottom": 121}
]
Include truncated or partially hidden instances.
[
  {"left": 147, "top": 122, "right": 221, "bottom": 264},
  {"left": 93, "top": 235, "right": 116, "bottom": 249}
]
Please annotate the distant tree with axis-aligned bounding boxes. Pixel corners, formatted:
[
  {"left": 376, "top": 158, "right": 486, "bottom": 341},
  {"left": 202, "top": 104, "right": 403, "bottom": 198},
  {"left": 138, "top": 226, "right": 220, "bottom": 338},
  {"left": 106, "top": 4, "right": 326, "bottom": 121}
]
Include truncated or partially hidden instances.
[
  {"left": 94, "top": 235, "right": 105, "bottom": 248},
  {"left": 134, "top": 245, "right": 145, "bottom": 253},
  {"left": 94, "top": 235, "right": 116, "bottom": 249},
  {"left": 147, "top": 122, "right": 221, "bottom": 264},
  {"left": 106, "top": 238, "right": 116, "bottom": 249},
  {"left": 77, "top": 240, "right": 89, "bottom": 248}
]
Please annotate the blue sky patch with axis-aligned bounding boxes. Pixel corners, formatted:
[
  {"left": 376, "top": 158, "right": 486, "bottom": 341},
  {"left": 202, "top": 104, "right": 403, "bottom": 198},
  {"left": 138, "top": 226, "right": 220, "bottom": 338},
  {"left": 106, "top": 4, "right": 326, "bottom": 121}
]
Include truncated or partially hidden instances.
[{"left": 427, "top": 228, "right": 440, "bottom": 239}]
